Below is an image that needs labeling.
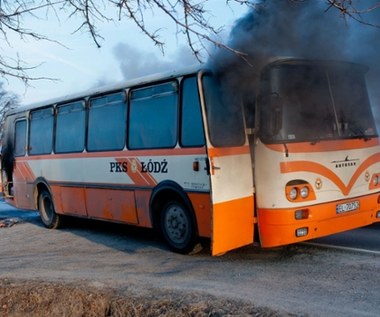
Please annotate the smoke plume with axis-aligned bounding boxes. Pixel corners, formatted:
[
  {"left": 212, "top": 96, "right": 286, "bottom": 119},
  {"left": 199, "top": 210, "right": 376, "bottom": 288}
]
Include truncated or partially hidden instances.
[
  {"left": 113, "top": 43, "right": 199, "bottom": 80},
  {"left": 209, "top": 0, "right": 380, "bottom": 121}
]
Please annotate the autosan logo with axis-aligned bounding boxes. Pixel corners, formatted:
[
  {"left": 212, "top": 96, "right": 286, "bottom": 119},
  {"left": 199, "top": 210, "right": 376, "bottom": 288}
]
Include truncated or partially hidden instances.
[{"left": 331, "top": 156, "right": 360, "bottom": 169}]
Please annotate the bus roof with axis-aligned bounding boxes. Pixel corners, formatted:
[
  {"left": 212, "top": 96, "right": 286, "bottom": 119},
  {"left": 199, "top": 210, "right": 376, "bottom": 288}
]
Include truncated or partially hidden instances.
[{"left": 9, "top": 65, "right": 203, "bottom": 115}]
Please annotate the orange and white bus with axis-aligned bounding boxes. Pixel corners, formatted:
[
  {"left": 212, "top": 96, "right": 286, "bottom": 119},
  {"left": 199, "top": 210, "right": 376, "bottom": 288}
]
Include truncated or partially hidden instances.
[{"left": 2, "top": 57, "right": 380, "bottom": 255}]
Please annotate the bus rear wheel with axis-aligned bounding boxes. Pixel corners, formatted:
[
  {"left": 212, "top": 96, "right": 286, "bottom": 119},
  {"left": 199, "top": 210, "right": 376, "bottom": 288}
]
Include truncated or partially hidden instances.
[
  {"left": 160, "top": 200, "right": 197, "bottom": 254},
  {"left": 38, "top": 190, "right": 62, "bottom": 229}
]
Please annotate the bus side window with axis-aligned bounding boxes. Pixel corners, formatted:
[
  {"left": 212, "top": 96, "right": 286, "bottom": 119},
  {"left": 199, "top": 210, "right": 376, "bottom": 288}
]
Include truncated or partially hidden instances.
[
  {"left": 87, "top": 92, "right": 126, "bottom": 152},
  {"left": 14, "top": 119, "right": 27, "bottom": 157},
  {"left": 29, "top": 108, "right": 54, "bottom": 155},
  {"left": 55, "top": 101, "right": 86, "bottom": 153},
  {"left": 180, "top": 76, "right": 205, "bottom": 147},
  {"left": 128, "top": 81, "right": 178, "bottom": 149}
]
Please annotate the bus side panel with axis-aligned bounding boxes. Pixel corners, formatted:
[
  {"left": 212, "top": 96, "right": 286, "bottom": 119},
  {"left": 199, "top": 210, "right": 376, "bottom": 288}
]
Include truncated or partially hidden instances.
[
  {"left": 188, "top": 192, "right": 211, "bottom": 238},
  {"left": 85, "top": 188, "right": 138, "bottom": 224},
  {"left": 51, "top": 186, "right": 87, "bottom": 217},
  {"left": 12, "top": 159, "right": 35, "bottom": 209},
  {"left": 134, "top": 190, "right": 153, "bottom": 228}
]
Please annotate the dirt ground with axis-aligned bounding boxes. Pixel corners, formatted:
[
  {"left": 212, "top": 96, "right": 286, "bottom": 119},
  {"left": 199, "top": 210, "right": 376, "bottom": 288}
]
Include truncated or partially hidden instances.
[
  {"left": 1, "top": 201, "right": 380, "bottom": 317},
  {"left": 0, "top": 279, "right": 295, "bottom": 317},
  {"left": 0, "top": 217, "right": 294, "bottom": 317}
]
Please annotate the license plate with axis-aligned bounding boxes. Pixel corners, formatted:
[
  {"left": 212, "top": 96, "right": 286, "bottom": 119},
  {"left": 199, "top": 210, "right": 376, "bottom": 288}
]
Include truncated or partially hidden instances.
[{"left": 336, "top": 201, "right": 359, "bottom": 214}]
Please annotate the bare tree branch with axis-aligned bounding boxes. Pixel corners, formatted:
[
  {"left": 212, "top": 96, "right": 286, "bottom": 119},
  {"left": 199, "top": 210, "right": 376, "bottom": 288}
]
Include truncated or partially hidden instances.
[
  {"left": 64, "top": 0, "right": 112, "bottom": 48},
  {"left": 325, "top": 0, "right": 380, "bottom": 28},
  {"left": 112, "top": 0, "right": 165, "bottom": 52},
  {"left": 1, "top": 0, "right": 380, "bottom": 84}
]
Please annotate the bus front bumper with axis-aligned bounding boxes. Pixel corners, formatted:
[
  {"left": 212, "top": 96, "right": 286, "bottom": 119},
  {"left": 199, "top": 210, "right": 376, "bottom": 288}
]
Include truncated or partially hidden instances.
[{"left": 257, "top": 193, "right": 380, "bottom": 248}]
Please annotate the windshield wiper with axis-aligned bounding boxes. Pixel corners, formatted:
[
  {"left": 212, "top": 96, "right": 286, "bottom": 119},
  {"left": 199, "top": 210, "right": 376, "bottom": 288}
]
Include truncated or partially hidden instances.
[
  {"left": 310, "top": 137, "right": 321, "bottom": 145},
  {"left": 342, "top": 122, "right": 373, "bottom": 141}
]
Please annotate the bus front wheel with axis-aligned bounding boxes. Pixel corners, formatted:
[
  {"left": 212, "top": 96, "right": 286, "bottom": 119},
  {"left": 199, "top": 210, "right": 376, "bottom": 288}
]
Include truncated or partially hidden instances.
[
  {"left": 38, "top": 190, "right": 62, "bottom": 229},
  {"left": 160, "top": 200, "right": 197, "bottom": 254}
]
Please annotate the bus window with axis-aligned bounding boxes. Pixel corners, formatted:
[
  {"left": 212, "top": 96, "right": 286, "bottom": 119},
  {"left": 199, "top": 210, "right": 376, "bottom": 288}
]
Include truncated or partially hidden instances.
[
  {"left": 180, "top": 76, "right": 205, "bottom": 147},
  {"left": 87, "top": 92, "right": 126, "bottom": 151},
  {"left": 29, "top": 107, "right": 54, "bottom": 155},
  {"left": 14, "top": 120, "right": 27, "bottom": 157},
  {"left": 55, "top": 101, "right": 86, "bottom": 153},
  {"left": 202, "top": 74, "right": 245, "bottom": 147},
  {"left": 129, "top": 81, "right": 178, "bottom": 149}
]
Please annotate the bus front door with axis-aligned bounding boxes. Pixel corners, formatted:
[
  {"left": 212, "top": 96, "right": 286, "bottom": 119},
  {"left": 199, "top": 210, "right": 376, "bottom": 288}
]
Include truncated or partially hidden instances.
[{"left": 208, "top": 147, "right": 254, "bottom": 255}]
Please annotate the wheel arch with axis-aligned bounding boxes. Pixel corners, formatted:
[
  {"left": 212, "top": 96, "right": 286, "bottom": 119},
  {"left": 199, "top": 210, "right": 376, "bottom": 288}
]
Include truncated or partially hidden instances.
[
  {"left": 33, "top": 177, "right": 53, "bottom": 210},
  {"left": 149, "top": 180, "right": 198, "bottom": 236}
]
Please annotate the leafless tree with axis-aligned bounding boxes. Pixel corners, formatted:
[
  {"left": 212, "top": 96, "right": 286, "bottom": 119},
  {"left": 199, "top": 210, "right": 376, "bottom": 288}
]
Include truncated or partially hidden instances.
[{"left": 0, "top": 0, "right": 380, "bottom": 84}]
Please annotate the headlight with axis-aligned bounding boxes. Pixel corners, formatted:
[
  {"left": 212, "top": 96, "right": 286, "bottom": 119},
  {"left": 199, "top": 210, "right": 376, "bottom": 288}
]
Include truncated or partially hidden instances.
[
  {"left": 285, "top": 180, "right": 316, "bottom": 202},
  {"left": 373, "top": 175, "right": 379, "bottom": 186},
  {"left": 289, "top": 187, "right": 298, "bottom": 200},
  {"left": 300, "top": 186, "right": 309, "bottom": 199}
]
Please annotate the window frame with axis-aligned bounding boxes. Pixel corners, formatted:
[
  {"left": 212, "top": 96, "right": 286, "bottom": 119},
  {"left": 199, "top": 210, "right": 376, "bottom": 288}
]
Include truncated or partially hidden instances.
[
  {"left": 14, "top": 118, "right": 28, "bottom": 157},
  {"left": 28, "top": 106, "right": 55, "bottom": 156},
  {"left": 179, "top": 75, "right": 206, "bottom": 148},
  {"left": 201, "top": 73, "right": 246, "bottom": 148},
  {"left": 127, "top": 80, "right": 179, "bottom": 150},
  {"left": 87, "top": 91, "right": 127, "bottom": 152},
  {"left": 55, "top": 100, "right": 87, "bottom": 154}
]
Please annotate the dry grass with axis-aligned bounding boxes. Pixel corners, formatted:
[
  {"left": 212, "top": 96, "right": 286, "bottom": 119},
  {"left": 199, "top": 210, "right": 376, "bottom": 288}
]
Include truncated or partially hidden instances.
[{"left": 0, "top": 279, "right": 298, "bottom": 317}]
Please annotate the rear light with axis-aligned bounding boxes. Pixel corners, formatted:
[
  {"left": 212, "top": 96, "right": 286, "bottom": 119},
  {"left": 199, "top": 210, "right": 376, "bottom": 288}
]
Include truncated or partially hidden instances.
[
  {"left": 296, "top": 227, "right": 308, "bottom": 237},
  {"left": 376, "top": 211, "right": 380, "bottom": 219}
]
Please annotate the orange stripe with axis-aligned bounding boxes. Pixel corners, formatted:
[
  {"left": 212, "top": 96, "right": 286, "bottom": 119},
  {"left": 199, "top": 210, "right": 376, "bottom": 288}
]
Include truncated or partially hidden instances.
[
  {"left": 129, "top": 158, "right": 157, "bottom": 187},
  {"left": 117, "top": 157, "right": 157, "bottom": 187},
  {"left": 117, "top": 158, "right": 145, "bottom": 186},
  {"left": 280, "top": 152, "right": 380, "bottom": 195},
  {"left": 266, "top": 138, "right": 379, "bottom": 153},
  {"left": 15, "top": 163, "right": 27, "bottom": 181},
  {"left": 208, "top": 145, "right": 250, "bottom": 157},
  {"left": 15, "top": 161, "right": 35, "bottom": 182},
  {"left": 131, "top": 159, "right": 157, "bottom": 186}
]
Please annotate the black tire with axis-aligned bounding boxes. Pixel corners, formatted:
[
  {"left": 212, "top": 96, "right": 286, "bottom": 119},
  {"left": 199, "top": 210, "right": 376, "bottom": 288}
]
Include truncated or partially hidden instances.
[
  {"left": 38, "top": 189, "right": 62, "bottom": 229},
  {"left": 160, "top": 200, "right": 197, "bottom": 254}
]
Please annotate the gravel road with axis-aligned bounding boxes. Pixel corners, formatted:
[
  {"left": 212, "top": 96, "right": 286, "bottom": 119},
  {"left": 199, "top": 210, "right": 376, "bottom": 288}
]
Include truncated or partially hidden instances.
[{"left": 0, "top": 199, "right": 379, "bottom": 316}]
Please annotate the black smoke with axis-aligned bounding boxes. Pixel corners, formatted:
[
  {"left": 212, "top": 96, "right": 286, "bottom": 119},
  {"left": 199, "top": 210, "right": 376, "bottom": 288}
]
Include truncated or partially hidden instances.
[
  {"left": 208, "top": 0, "right": 380, "bottom": 122},
  {"left": 212, "top": 0, "right": 380, "bottom": 64}
]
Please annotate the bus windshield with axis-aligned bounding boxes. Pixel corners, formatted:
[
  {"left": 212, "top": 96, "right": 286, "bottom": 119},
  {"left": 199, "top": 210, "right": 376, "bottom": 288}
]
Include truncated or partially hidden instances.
[{"left": 259, "top": 62, "right": 378, "bottom": 143}]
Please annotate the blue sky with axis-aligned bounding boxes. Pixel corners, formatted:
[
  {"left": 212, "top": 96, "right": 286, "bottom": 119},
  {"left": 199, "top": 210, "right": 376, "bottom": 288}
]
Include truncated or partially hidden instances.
[{"left": 3, "top": 1, "right": 248, "bottom": 105}]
